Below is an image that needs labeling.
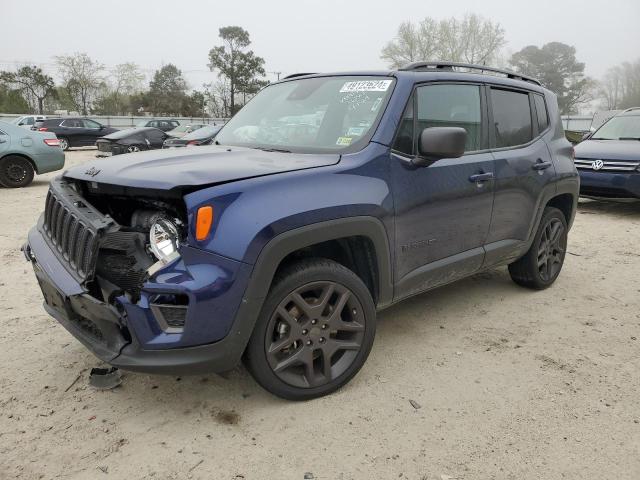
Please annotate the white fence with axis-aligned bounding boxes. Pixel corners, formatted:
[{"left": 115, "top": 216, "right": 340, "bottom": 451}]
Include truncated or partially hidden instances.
[{"left": 0, "top": 114, "right": 227, "bottom": 129}]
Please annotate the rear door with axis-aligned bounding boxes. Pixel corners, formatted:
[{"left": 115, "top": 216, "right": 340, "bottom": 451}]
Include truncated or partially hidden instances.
[
  {"left": 391, "top": 82, "right": 495, "bottom": 299},
  {"left": 82, "top": 119, "right": 104, "bottom": 146},
  {"left": 484, "top": 86, "right": 555, "bottom": 267}
]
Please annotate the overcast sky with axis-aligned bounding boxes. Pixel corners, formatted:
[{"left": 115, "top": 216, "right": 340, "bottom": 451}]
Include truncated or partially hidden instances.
[{"left": 1, "top": 0, "right": 638, "bottom": 88}]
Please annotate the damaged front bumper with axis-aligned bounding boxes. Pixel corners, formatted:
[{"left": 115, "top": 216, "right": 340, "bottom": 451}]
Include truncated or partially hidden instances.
[{"left": 25, "top": 220, "right": 256, "bottom": 375}]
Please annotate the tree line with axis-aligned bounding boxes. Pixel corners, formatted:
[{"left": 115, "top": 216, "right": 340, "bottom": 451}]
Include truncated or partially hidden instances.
[
  {"left": 1, "top": 18, "right": 638, "bottom": 118},
  {"left": 380, "top": 13, "right": 640, "bottom": 114},
  {"left": 0, "top": 26, "right": 266, "bottom": 118}
]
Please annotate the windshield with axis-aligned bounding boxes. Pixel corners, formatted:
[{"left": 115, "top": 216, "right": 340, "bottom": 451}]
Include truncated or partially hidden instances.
[
  {"left": 592, "top": 114, "right": 640, "bottom": 140},
  {"left": 215, "top": 76, "right": 395, "bottom": 153},
  {"left": 170, "top": 125, "right": 191, "bottom": 133},
  {"left": 136, "top": 121, "right": 149, "bottom": 127}
]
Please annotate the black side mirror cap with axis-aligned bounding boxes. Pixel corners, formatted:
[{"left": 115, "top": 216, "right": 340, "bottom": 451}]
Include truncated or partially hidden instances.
[{"left": 413, "top": 127, "right": 467, "bottom": 167}]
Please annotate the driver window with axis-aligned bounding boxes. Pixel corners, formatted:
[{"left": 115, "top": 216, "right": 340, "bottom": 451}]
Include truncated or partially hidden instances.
[{"left": 416, "top": 84, "right": 483, "bottom": 151}]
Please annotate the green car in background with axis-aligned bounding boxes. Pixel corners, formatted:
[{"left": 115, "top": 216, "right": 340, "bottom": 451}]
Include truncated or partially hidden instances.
[{"left": 0, "top": 120, "right": 65, "bottom": 188}]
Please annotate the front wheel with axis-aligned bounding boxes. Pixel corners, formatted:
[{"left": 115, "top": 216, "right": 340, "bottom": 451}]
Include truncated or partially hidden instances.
[
  {"left": 244, "top": 258, "right": 376, "bottom": 400},
  {"left": 0, "top": 155, "right": 35, "bottom": 188},
  {"left": 508, "top": 207, "right": 568, "bottom": 289}
]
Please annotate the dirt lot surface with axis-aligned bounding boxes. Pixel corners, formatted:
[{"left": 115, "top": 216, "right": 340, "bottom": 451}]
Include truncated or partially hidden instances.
[{"left": 1, "top": 149, "right": 639, "bottom": 480}]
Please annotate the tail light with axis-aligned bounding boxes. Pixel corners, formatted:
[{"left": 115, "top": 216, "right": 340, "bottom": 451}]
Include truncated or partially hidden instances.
[
  {"left": 43, "top": 138, "right": 61, "bottom": 147},
  {"left": 38, "top": 127, "right": 48, "bottom": 131},
  {"left": 187, "top": 140, "right": 200, "bottom": 146}
]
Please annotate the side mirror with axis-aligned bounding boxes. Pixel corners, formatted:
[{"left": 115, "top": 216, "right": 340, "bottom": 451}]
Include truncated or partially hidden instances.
[{"left": 413, "top": 127, "right": 467, "bottom": 167}]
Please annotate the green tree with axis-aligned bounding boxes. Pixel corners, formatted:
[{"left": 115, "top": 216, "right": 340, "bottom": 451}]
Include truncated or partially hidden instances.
[
  {"left": 510, "top": 42, "right": 594, "bottom": 114},
  {"left": 55, "top": 53, "right": 105, "bottom": 115},
  {"left": 147, "top": 64, "right": 187, "bottom": 115},
  {"left": 381, "top": 14, "right": 506, "bottom": 68},
  {"left": 208, "top": 26, "right": 266, "bottom": 115},
  {"left": 0, "top": 66, "right": 56, "bottom": 114},
  {"left": 181, "top": 90, "right": 206, "bottom": 117},
  {"left": 0, "top": 82, "right": 30, "bottom": 113}
]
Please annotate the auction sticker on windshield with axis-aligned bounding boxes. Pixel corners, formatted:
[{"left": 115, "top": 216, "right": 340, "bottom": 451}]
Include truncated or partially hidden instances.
[{"left": 340, "top": 80, "right": 392, "bottom": 93}]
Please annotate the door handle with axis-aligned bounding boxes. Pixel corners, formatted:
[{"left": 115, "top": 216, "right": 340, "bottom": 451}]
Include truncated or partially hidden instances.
[
  {"left": 469, "top": 172, "right": 494, "bottom": 183},
  {"left": 532, "top": 160, "right": 552, "bottom": 171}
]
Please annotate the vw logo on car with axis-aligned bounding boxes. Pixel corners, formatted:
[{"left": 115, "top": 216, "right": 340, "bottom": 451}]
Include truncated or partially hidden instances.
[{"left": 591, "top": 159, "right": 604, "bottom": 170}]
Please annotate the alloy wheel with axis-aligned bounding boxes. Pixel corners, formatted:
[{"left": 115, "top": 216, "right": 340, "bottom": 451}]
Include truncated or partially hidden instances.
[
  {"left": 265, "top": 281, "right": 366, "bottom": 389},
  {"left": 59, "top": 138, "right": 69, "bottom": 150},
  {"left": 127, "top": 145, "right": 141, "bottom": 153},
  {"left": 537, "top": 218, "right": 566, "bottom": 282}
]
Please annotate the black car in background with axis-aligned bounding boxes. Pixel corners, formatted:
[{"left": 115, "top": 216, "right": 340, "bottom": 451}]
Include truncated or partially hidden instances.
[
  {"left": 96, "top": 127, "right": 169, "bottom": 157},
  {"left": 36, "top": 118, "right": 118, "bottom": 150},
  {"left": 162, "top": 124, "right": 223, "bottom": 148},
  {"left": 135, "top": 119, "right": 180, "bottom": 132}
]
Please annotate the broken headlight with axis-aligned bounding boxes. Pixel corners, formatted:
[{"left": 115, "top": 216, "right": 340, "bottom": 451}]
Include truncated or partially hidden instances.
[{"left": 149, "top": 218, "right": 180, "bottom": 264}]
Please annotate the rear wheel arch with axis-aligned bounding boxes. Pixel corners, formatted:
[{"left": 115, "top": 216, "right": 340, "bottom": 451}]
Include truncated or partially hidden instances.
[{"left": 546, "top": 192, "right": 577, "bottom": 227}]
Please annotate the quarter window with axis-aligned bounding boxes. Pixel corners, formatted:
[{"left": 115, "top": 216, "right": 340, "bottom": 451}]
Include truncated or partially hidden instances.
[
  {"left": 490, "top": 89, "right": 533, "bottom": 148},
  {"left": 533, "top": 94, "right": 549, "bottom": 132},
  {"left": 416, "top": 84, "right": 483, "bottom": 151},
  {"left": 392, "top": 99, "right": 414, "bottom": 155}
]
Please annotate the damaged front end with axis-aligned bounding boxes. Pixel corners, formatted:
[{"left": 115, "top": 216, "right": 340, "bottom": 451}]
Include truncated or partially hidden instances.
[
  {"left": 26, "top": 176, "right": 252, "bottom": 373},
  {"left": 42, "top": 177, "right": 185, "bottom": 307}
]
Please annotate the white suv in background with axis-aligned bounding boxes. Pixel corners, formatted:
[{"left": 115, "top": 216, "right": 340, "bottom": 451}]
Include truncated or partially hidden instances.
[{"left": 11, "top": 115, "right": 49, "bottom": 129}]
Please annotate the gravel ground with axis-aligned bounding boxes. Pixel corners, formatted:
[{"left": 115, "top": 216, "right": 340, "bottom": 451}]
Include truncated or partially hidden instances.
[{"left": 1, "top": 149, "right": 639, "bottom": 480}]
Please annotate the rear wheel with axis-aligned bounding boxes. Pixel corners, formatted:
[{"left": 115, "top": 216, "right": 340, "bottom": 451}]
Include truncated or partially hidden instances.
[
  {"left": 0, "top": 155, "right": 35, "bottom": 188},
  {"left": 127, "top": 145, "right": 141, "bottom": 153},
  {"left": 508, "top": 207, "right": 568, "bottom": 289},
  {"left": 58, "top": 137, "right": 69, "bottom": 151},
  {"left": 244, "top": 258, "right": 376, "bottom": 400}
]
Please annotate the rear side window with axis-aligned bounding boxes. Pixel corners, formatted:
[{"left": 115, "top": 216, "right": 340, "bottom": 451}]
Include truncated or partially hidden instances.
[
  {"left": 533, "top": 94, "right": 549, "bottom": 132},
  {"left": 490, "top": 89, "right": 533, "bottom": 148}
]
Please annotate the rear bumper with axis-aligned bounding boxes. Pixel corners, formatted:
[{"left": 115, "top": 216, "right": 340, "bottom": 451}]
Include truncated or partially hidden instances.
[
  {"left": 578, "top": 170, "right": 640, "bottom": 198},
  {"left": 25, "top": 224, "right": 259, "bottom": 375},
  {"left": 32, "top": 149, "right": 65, "bottom": 174}
]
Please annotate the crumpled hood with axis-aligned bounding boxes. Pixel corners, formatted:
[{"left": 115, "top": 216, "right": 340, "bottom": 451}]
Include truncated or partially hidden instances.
[
  {"left": 63, "top": 145, "right": 340, "bottom": 190},
  {"left": 574, "top": 140, "right": 640, "bottom": 161}
]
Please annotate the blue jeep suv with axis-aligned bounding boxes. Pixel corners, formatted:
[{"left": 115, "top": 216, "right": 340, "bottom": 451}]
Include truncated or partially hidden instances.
[{"left": 24, "top": 62, "right": 579, "bottom": 400}]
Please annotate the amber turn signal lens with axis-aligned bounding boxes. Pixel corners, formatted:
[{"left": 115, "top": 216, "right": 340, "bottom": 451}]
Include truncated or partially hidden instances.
[{"left": 195, "top": 206, "right": 213, "bottom": 241}]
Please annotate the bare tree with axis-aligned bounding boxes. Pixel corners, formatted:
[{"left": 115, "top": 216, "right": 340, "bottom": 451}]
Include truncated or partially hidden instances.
[
  {"left": 598, "top": 59, "right": 640, "bottom": 110},
  {"left": 0, "top": 66, "right": 56, "bottom": 114},
  {"left": 55, "top": 53, "right": 105, "bottom": 115},
  {"left": 381, "top": 14, "right": 506, "bottom": 68}
]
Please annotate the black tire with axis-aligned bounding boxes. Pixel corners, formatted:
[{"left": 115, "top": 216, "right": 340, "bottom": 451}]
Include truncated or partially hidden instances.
[
  {"left": 508, "top": 207, "right": 568, "bottom": 290},
  {"left": 244, "top": 258, "right": 376, "bottom": 400},
  {"left": 0, "top": 155, "right": 35, "bottom": 188},
  {"left": 58, "top": 137, "right": 70, "bottom": 151}
]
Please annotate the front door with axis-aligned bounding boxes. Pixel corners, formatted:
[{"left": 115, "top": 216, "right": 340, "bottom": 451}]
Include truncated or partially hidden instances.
[{"left": 391, "top": 82, "right": 495, "bottom": 300}]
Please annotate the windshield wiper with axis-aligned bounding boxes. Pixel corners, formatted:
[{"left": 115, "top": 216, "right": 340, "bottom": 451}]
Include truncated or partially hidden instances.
[
  {"left": 619, "top": 137, "right": 640, "bottom": 140},
  {"left": 255, "top": 147, "right": 292, "bottom": 153}
]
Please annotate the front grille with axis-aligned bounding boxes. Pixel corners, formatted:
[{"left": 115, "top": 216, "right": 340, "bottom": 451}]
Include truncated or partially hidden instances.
[
  {"left": 575, "top": 158, "right": 640, "bottom": 172},
  {"left": 43, "top": 190, "right": 98, "bottom": 279}
]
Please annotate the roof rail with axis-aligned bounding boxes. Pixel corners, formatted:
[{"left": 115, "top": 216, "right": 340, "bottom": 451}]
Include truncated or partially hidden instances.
[
  {"left": 282, "top": 72, "right": 317, "bottom": 80},
  {"left": 399, "top": 61, "right": 542, "bottom": 86}
]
